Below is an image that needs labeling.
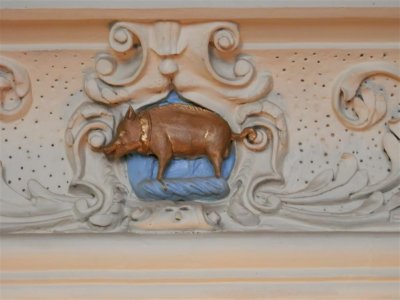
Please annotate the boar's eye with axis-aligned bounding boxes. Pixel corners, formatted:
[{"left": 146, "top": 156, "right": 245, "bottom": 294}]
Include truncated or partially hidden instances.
[{"left": 119, "top": 130, "right": 127, "bottom": 137}]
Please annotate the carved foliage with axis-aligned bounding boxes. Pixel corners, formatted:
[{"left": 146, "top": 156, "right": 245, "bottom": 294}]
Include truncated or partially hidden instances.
[
  {"left": 0, "top": 162, "right": 79, "bottom": 233},
  {"left": 254, "top": 118, "right": 400, "bottom": 230},
  {"left": 243, "top": 62, "right": 400, "bottom": 230}
]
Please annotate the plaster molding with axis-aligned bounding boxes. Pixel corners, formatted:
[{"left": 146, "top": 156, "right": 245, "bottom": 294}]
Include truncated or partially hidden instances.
[
  {"left": 1, "top": 42, "right": 400, "bottom": 52},
  {"left": 3, "top": 0, "right": 399, "bottom": 9},
  {"left": 1, "top": 232, "right": 399, "bottom": 299},
  {"left": 1, "top": 6, "right": 399, "bottom": 22}
]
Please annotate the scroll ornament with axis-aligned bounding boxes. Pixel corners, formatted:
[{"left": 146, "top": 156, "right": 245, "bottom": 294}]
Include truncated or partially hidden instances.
[
  {"left": 0, "top": 56, "right": 32, "bottom": 122},
  {"left": 332, "top": 61, "right": 400, "bottom": 130}
]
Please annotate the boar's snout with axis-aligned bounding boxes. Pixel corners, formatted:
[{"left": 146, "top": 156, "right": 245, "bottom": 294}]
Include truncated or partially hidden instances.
[
  {"left": 101, "top": 141, "right": 120, "bottom": 157},
  {"left": 101, "top": 138, "right": 135, "bottom": 159}
]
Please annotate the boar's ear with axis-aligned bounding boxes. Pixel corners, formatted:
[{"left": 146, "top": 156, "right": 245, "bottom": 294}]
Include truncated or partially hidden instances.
[{"left": 125, "top": 106, "right": 136, "bottom": 120}]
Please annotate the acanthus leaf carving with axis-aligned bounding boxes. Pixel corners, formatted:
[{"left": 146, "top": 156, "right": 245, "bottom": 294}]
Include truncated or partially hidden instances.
[
  {"left": 0, "top": 162, "right": 81, "bottom": 233},
  {"left": 247, "top": 115, "right": 400, "bottom": 230},
  {"left": 350, "top": 116, "right": 400, "bottom": 199}
]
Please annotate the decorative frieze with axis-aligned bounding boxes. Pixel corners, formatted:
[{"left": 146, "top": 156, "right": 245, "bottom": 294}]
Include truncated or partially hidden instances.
[{"left": 0, "top": 21, "right": 399, "bottom": 233}]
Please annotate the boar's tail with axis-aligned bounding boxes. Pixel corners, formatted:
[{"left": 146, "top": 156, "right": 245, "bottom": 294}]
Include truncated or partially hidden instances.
[{"left": 231, "top": 127, "right": 257, "bottom": 142}]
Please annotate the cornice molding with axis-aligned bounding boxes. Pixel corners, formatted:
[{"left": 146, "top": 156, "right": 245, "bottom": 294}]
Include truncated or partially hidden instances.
[
  {"left": 3, "top": 0, "right": 399, "bottom": 9},
  {"left": 1, "top": 232, "right": 399, "bottom": 299},
  {"left": 1, "top": 7, "right": 398, "bottom": 21}
]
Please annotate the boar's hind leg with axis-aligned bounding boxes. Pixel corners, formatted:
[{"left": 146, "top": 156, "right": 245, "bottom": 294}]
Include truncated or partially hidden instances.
[{"left": 209, "top": 151, "right": 223, "bottom": 178}]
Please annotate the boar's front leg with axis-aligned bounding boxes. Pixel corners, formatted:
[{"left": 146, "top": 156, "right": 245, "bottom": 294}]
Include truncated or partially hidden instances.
[
  {"left": 152, "top": 136, "right": 173, "bottom": 189},
  {"left": 155, "top": 151, "right": 172, "bottom": 191},
  {"left": 156, "top": 150, "right": 172, "bottom": 182}
]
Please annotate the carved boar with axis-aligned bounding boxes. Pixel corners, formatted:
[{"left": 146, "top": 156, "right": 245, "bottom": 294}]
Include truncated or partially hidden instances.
[{"left": 102, "top": 104, "right": 256, "bottom": 181}]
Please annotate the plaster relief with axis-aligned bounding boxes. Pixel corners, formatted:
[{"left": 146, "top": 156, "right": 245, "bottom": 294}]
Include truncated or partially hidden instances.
[
  {"left": 63, "top": 21, "right": 285, "bottom": 231},
  {"left": 0, "top": 21, "right": 399, "bottom": 233}
]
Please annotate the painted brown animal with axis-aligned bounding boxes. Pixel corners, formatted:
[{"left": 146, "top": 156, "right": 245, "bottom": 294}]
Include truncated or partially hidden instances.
[{"left": 102, "top": 104, "right": 256, "bottom": 181}]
